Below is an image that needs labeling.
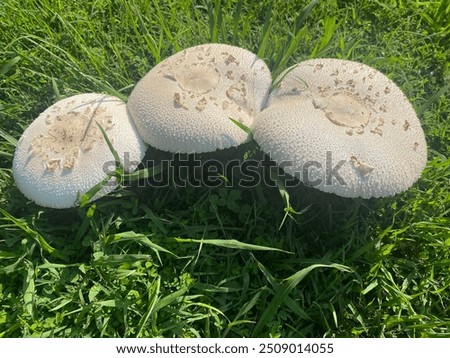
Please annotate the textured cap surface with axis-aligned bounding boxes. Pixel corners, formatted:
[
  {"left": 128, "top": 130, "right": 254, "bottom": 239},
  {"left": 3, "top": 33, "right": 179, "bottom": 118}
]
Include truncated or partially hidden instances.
[
  {"left": 253, "top": 58, "right": 427, "bottom": 198},
  {"left": 13, "top": 93, "right": 147, "bottom": 208},
  {"left": 127, "top": 43, "right": 272, "bottom": 153}
]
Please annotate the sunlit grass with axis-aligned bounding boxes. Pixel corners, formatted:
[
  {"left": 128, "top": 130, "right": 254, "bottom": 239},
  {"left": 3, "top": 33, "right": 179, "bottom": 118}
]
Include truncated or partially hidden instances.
[{"left": 1, "top": 0, "right": 449, "bottom": 337}]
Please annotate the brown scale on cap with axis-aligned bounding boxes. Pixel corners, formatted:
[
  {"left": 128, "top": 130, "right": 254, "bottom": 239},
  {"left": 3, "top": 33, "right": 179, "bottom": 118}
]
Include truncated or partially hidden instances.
[
  {"left": 223, "top": 53, "right": 239, "bottom": 65},
  {"left": 319, "top": 92, "right": 371, "bottom": 128},
  {"left": 195, "top": 97, "right": 208, "bottom": 112},
  {"left": 225, "top": 70, "right": 234, "bottom": 79},
  {"left": 175, "top": 63, "right": 220, "bottom": 95},
  {"left": 350, "top": 156, "right": 375, "bottom": 177},
  {"left": 403, "top": 120, "right": 411, "bottom": 131}
]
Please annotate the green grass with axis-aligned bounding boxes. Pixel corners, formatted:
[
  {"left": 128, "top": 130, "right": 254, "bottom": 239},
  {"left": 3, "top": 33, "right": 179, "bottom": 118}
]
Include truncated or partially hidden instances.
[{"left": 1, "top": 0, "right": 450, "bottom": 337}]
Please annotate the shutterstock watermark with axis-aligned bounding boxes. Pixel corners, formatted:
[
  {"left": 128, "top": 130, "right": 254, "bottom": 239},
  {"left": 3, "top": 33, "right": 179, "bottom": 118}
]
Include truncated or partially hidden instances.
[{"left": 102, "top": 151, "right": 348, "bottom": 189}]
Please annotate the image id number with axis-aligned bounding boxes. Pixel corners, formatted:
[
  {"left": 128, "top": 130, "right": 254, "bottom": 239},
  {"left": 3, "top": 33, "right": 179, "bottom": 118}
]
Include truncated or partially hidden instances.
[{"left": 259, "top": 343, "right": 334, "bottom": 354}]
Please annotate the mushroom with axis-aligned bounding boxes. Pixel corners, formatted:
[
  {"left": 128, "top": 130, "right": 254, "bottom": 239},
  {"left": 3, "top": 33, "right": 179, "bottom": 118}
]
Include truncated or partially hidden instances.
[
  {"left": 127, "top": 44, "right": 272, "bottom": 153},
  {"left": 12, "top": 93, "right": 147, "bottom": 208},
  {"left": 253, "top": 58, "right": 427, "bottom": 198}
]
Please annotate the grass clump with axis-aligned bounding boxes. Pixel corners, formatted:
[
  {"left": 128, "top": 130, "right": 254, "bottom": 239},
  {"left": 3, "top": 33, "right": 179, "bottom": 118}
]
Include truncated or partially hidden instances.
[{"left": 1, "top": 0, "right": 449, "bottom": 337}]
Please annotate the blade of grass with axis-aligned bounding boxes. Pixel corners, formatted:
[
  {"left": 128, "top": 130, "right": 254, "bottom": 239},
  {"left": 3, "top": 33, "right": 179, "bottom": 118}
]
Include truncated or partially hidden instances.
[
  {"left": 417, "top": 82, "right": 450, "bottom": 116},
  {"left": 0, "top": 252, "right": 27, "bottom": 274},
  {"left": 0, "top": 128, "right": 18, "bottom": 147},
  {"left": 208, "top": 0, "right": 223, "bottom": 43},
  {"left": 92, "top": 254, "right": 154, "bottom": 266},
  {"left": 0, "top": 56, "right": 20, "bottom": 76},
  {"left": 51, "top": 77, "right": 61, "bottom": 101},
  {"left": 231, "top": 0, "right": 243, "bottom": 45},
  {"left": 229, "top": 117, "right": 253, "bottom": 137},
  {"left": 252, "top": 263, "right": 351, "bottom": 336},
  {"left": 253, "top": 255, "right": 312, "bottom": 322},
  {"left": 271, "top": 0, "right": 320, "bottom": 77},
  {"left": 134, "top": 9, "right": 163, "bottom": 64},
  {"left": 0, "top": 208, "right": 55, "bottom": 254},
  {"left": 107, "top": 231, "right": 176, "bottom": 257},
  {"left": 310, "top": 15, "right": 337, "bottom": 58},
  {"left": 293, "top": 0, "right": 321, "bottom": 33},
  {"left": 173, "top": 237, "right": 292, "bottom": 253},
  {"left": 75, "top": 204, "right": 97, "bottom": 241},
  {"left": 123, "top": 166, "right": 162, "bottom": 182},
  {"left": 136, "top": 276, "right": 160, "bottom": 337},
  {"left": 96, "top": 121, "right": 123, "bottom": 175},
  {"left": 23, "top": 262, "right": 35, "bottom": 319},
  {"left": 77, "top": 174, "right": 114, "bottom": 207},
  {"left": 269, "top": 167, "right": 310, "bottom": 229},
  {"left": 78, "top": 119, "right": 125, "bottom": 207},
  {"left": 153, "top": 0, "right": 179, "bottom": 50},
  {"left": 257, "top": 0, "right": 275, "bottom": 59},
  {"left": 153, "top": 286, "right": 190, "bottom": 313}
]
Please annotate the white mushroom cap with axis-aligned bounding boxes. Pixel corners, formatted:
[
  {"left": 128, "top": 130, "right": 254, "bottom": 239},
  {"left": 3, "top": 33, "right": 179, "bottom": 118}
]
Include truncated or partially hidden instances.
[
  {"left": 12, "top": 93, "right": 147, "bottom": 208},
  {"left": 253, "top": 58, "right": 427, "bottom": 198},
  {"left": 127, "top": 43, "right": 272, "bottom": 153}
]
